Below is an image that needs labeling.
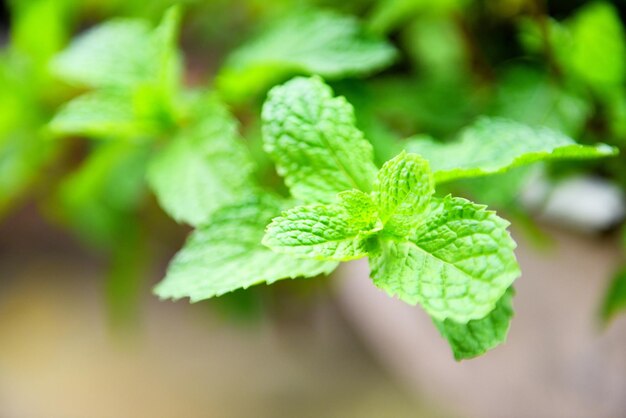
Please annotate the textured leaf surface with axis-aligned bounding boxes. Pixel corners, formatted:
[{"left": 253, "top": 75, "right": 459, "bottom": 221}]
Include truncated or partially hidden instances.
[
  {"left": 434, "top": 287, "right": 514, "bottom": 360},
  {"left": 407, "top": 118, "right": 617, "bottom": 183},
  {"left": 369, "top": 196, "right": 519, "bottom": 322},
  {"left": 218, "top": 10, "right": 396, "bottom": 99},
  {"left": 263, "top": 192, "right": 380, "bottom": 261},
  {"left": 147, "top": 95, "right": 255, "bottom": 226},
  {"left": 262, "top": 76, "right": 378, "bottom": 203},
  {"left": 154, "top": 197, "right": 338, "bottom": 302},
  {"left": 375, "top": 152, "right": 434, "bottom": 236}
]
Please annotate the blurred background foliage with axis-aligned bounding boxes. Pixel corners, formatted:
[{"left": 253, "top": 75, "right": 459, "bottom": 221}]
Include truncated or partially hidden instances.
[{"left": 2, "top": 0, "right": 626, "bottom": 324}]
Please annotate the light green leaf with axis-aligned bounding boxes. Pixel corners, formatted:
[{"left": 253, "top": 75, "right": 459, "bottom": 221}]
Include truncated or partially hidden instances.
[
  {"left": 490, "top": 66, "right": 590, "bottom": 137},
  {"left": 49, "top": 89, "right": 157, "bottom": 138},
  {"left": 262, "top": 76, "right": 378, "bottom": 203},
  {"left": 52, "top": 19, "right": 156, "bottom": 88},
  {"left": 52, "top": 6, "right": 181, "bottom": 90},
  {"left": 154, "top": 197, "right": 338, "bottom": 302},
  {"left": 406, "top": 118, "right": 617, "bottom": 183},
  {"left": 600, "top": 269, "right": 626, "bottom": 324},
  {"left": 568, "top": 2, "right": 626, "bottom": 90},
  {"left": 10, "top": 0, "right": 70, "bottom": 77},
  {"left": 369, "top": 196, "right": 519, "bottom": 322},
  {"left": 375, "top": 151, "right": 434, "bottom": 236},
  {"left": 336, "top": 189, "right": 379, "bottom": 231},
  {"left": 152, "top": 5, "right": 182, "bottom": 96},
  {"left": 434, "top": 287, "right": 514, "bottom": 360},
  {"left": 0, "top": 61, "right": 54, "bottom": 217},
  {"left": 368, "top": 0, "right": 468, "bottom": 34},
  {"left": 218, "top": 10, "right": 397, "bottom": 100},
  {"left": 147, "top": 94, "right": 256, "bottom": 226},
  {"left": 263, "top": 191, "right": 380, "bottom": 261}
]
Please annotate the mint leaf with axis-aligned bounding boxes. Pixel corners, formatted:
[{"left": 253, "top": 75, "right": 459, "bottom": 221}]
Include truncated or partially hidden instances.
[
  {"left": 336, "top": 189, "right": 379, "bottom": 231},
  {"left": 263, "top": 190, "right": 380, "bottom": 261},
  {"left": 217, "top": 10, "right": 396, "bottom": 100},
  {"left": 568, "top": 2, "right": 626, "bottom": 91},
  {"left": 52, "top": 6, "right": 181, "bottom": 90},
  {"left": 52, "top": 20, "right": 156, "bottom": 88},
  {"left": 370, "top": 196, "right": 519, "bottom": 322},
  {"left": 434, "top": 287, "right": 514, "bottom": 360},
  {"left": 49, "top": 89, "right": 156, "bottom": 138},
  {"left": 154, "top": 197, "right": 338, "bottom": 302},
  {"left": 600, "top": 269, "right": 626, "bottom": 323},
  {"left": 407, "top": 117, "right": 617, "bottom": 183},
  {"left": 152, "top": 6, "right": 182, "bottom": 97},
  {"left": 147, "top": 94, "right": 256, "bottom": 226},
  {"left": 57, "top": 140, "right": 150, "bottom": 247},
  {"left": 262, "top": 76, "right": 378, "bottom": 203},
  {"left": 375, "top": 151, "right": 434, "bottom": 236},
  {"left": 10, "top": 0, "right": 69, "bottom": 75}
]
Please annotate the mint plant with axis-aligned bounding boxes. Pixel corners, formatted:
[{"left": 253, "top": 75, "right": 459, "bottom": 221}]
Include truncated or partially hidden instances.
[
  {"left": 155, "top": 76, "right": 615, "bottom": 359},
  {"left": 35, "top": 3, "right": 623, "bottom": 358}
]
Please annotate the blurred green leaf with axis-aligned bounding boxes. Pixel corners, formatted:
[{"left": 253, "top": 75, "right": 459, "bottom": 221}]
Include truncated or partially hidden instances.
[
  {"left": 601, "top": 268, "right": 626, "bottom": 324},
  {"left": 0, "top": 58, "right": 54, "bottom": 216},
  {"left": 368, "top": 0, "right": 467, "bottom": 34},
  {"left": 490, "top": 67, "right": 591, "bottom": 137},
  {"left": 147, "top": 94, "right": 256, "bottom": 226},
  {"left": 50, "top": 89, "right": 159, "bottom": 138},
  {"left": 217, "top": 9, "right": 397, "bottom": 101},
  {"left": 9, "top": 0, "right": 73, "bottom": 80},
  {"left": 567, "top": 2, "right": 626, "bottom": 92},
  {"left": 52, "top": 5, "right": 181, "bottom": 92},
  {"left": 407, "top": 118, "right": 617, "bottom": 183},
  {"left": 58, "top": 140, "right": 150, "bottom": 247}
]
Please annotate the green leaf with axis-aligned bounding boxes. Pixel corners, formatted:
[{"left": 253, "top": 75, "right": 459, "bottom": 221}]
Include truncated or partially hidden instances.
[
  {"left": 568, "top": 2, "right": 626, "bottom": 91},
  {"left": 263, "top": 190, "right": 380, "bottom": 261},
  {"left": 152, "top": 5, "right": 182, "bottom": 96},
  {"left": 336, "top": 189, "right": 379, "bottom": 231},
  {"left": 154, "top": 197, "right": 338, "bottom": 302},
  {"left": 406, "top": 118, "right": 617, "bottom": 183},
  {"left": 217, "top": 10, "right": 397, "bottom": 100},
  {"left": 10, "top": 0, "right": 71, "bottom": 77},
  {"left": 434, "top": 287, "right": 514, "bottom": 360},
  {"left": 262, "top": 76, "right": 378, "bottom": 203},
  {"left": 0, "top": 61, "right": 54, "bottom": 217},
  {"left": 600, "top": 269, "right": 626, "bottom": 323},
  {"left": 490, "top": 66, "right": 590, "bottom": 137},
  {"left": 57, "top": 140, "right": 150, "bottom": 247},
  {"left": 369, "top": 196, "right": 519, "bottom": 322},
  {"left": 147, "top": 94, "right": 256, "bottom": 226},
  {"left": 49, "top": 89, "right": 157, "bottom": 138},
  {"left": 52, "top": 19, "right": 156, "bottom": 88},
  {"left": 367, "top": 0, "right": 467, "bottom": 35},
  {"left": 52, "top": 6, "right": 181, "bottom": 90},
  {"left": 375, "top": 151, "right": 434, "bottom": 236}
]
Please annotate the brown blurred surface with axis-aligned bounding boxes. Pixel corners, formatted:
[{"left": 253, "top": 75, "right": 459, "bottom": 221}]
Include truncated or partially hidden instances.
[{"left": 0, "top": 208, "right": 448, "bottom": 418}]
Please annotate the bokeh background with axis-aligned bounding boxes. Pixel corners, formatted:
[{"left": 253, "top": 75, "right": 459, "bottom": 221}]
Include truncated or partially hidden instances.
[{"left": 2, "top": 0, "right": 626, "bottom": 417}]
